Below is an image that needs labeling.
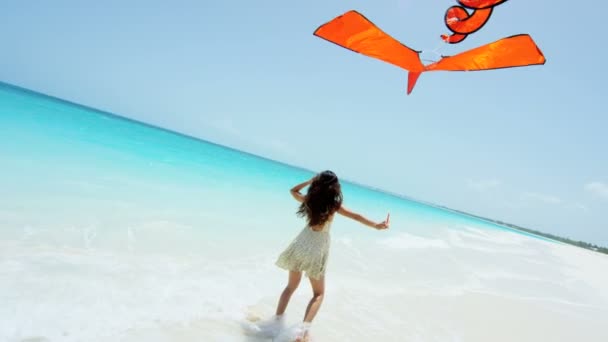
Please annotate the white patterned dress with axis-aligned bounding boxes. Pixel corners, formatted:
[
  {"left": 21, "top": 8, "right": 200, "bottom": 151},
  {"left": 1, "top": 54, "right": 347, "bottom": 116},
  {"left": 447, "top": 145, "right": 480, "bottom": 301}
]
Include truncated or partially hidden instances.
[{"left": 275, "top": 215, "right": 334, "bottom": 280}]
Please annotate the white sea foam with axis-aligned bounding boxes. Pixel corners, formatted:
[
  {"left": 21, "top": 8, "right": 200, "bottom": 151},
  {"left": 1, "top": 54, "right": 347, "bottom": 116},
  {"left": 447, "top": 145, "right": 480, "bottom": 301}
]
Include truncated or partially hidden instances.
[
  {"left": 377, "top": 232, "right": 450, "bottom": 250},
  {"left": 0, "top": 242, "right": 277, "bottom": 342}
]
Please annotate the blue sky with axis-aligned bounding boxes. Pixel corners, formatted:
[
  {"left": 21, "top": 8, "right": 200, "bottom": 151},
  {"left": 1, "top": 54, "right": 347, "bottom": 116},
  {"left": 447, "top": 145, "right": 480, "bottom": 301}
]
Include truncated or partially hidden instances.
[{"left": 1, "top": 0, "right": 606, "bottom": 245}]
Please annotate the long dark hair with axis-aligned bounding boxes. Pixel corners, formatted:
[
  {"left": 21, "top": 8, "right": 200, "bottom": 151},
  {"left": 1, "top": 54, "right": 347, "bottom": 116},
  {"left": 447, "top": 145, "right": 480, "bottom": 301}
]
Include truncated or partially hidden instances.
[{"left": 297, "top": 170, "right": 343, "bottom": 227}]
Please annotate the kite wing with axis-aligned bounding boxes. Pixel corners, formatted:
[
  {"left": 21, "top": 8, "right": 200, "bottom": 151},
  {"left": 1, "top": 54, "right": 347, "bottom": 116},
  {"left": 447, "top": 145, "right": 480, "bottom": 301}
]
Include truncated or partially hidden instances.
[
  {"left": 426, "top": 34, "right": 546, "bottom": 72},
  {"left": 313, "top": 10, "right": 425, "bottom": 73}
]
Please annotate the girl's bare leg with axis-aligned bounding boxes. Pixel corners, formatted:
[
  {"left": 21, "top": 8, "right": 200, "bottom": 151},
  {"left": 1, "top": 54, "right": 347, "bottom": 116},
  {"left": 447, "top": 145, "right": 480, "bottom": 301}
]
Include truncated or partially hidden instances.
[
  {"left": 295, "top": 275, "right": 325, "bottom": 341},
  {"left": 303, "top": 275, "right": 325, "bottom": 322},
  {"left": 244, "top": 271, "right": 301, "bottom": 338},
  {"left": 276, "top": 271, "right": 302, "bottom": 316}
]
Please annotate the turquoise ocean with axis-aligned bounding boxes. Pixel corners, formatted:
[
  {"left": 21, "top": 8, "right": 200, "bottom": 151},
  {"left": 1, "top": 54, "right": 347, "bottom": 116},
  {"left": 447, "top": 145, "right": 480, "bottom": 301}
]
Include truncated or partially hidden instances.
[{"left": 1, "top": 82, "right": 607, "bottom": 342}]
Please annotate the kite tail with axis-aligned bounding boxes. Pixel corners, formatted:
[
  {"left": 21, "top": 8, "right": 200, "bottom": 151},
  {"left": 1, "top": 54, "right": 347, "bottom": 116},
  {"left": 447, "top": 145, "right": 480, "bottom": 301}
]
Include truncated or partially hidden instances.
[{"left": 407, "top": 72, "right": 422, "bottom": 95}]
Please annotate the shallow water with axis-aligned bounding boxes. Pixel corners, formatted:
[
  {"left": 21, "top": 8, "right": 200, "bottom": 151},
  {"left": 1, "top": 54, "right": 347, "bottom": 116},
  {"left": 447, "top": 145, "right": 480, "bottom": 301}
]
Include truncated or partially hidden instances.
[{"left": 1, "top": 83, "right": 607, "bottom": 341}]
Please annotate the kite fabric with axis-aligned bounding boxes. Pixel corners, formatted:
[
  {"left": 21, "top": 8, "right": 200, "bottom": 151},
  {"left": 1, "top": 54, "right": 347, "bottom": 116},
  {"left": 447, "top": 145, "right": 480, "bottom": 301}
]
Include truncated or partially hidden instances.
[
  {"left": 441, "top": 0, "right": 510, "bottom": 44},
  {"left": 313, "top": 10, "right": 545, "bottom": 95}
]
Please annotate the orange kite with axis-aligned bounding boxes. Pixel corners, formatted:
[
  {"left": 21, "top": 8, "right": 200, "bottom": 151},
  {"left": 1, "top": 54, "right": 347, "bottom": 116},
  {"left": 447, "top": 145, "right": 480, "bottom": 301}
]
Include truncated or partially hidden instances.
[{"left": 313, "top": 10, "right": 546, "bottom": 95}]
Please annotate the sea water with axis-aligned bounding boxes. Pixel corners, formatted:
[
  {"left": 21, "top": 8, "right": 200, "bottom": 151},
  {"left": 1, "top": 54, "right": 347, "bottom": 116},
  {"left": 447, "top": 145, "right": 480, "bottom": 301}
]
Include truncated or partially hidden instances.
[{"left": 1, "top": 83, "right": 607, "bottom": 342}]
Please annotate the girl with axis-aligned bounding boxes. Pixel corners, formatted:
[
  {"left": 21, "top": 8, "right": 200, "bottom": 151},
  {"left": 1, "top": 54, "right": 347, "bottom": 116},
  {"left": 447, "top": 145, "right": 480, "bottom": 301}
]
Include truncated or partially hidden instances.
[{"left": 248, "top": 170, "right": 389, "bottom": 341}]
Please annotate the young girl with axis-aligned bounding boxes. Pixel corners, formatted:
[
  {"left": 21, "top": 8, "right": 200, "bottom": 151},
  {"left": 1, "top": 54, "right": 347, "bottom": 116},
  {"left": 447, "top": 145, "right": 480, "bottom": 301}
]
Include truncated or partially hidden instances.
[{"left": 247, "top": 170, "right": 389, "bottom": 341}]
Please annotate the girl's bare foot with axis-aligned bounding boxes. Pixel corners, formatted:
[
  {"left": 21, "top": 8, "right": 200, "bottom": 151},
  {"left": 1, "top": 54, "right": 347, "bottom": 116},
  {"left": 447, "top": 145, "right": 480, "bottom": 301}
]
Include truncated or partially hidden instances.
[
  {"left": 295, "top": 329, "right": 310, "bottom": 341},
  {"left": 294, "top": 322, "right": 311, "bottom": 341}
]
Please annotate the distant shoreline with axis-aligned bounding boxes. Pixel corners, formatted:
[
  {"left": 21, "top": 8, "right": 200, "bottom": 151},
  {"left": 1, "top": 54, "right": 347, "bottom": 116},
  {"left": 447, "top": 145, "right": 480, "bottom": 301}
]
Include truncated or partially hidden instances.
[
  {"left": 433, "top": 205, "right": 608, "bottom": 255},
  {"left": 3, "top": 81, "right": 606, "bottom": 256},
  {"left": 344, "top": 181, "right": 608, "bottom": 255}
]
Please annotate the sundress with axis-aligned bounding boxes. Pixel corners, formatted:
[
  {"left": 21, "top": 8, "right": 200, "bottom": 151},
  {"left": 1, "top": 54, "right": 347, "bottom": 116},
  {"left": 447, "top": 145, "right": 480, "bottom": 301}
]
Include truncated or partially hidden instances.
[{"left": 275, "top": 215, "right": 334, "bottom": 280}]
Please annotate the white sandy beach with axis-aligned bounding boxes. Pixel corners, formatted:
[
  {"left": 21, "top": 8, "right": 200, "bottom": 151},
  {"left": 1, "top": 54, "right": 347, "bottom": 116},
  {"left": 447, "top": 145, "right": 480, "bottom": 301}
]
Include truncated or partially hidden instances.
[{"left": 2, "top": 218, "right": 607, "bottom": 342}]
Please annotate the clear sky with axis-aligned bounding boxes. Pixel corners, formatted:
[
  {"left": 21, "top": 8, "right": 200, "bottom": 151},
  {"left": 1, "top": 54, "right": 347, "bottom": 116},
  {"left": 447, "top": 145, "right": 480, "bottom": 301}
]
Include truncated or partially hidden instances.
[{"left": 1, "top": 0, "right": 606, "bottom": 245}]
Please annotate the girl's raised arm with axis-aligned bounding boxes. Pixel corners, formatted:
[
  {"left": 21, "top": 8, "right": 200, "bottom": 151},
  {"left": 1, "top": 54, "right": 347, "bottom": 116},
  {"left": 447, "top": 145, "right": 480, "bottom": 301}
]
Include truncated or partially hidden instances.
[
  {"left": 337, "top": 205, "right": 390, "bottom": 230},
  {"left": 289, "top": 177, "right": 314, "bottom": 203}
]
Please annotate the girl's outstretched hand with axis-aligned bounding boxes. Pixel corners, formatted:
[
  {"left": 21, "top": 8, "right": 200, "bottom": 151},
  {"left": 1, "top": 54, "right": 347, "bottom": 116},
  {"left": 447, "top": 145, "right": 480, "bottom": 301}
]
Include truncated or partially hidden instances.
[{"left": 375, "top": 213, "right": 390, "bottom": 230}]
